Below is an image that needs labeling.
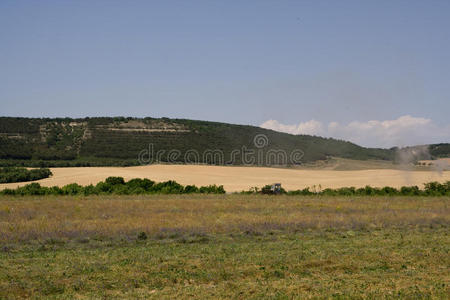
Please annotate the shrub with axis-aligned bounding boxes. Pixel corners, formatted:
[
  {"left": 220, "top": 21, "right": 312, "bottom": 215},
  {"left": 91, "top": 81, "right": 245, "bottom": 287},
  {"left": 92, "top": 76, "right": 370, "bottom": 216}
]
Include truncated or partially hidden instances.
[
  {"left": 184, "top": 185, "right": 199, "bottom": 193},
  {"left": 423, "top": 181, "right": 448, "bottom": 196},
  {"left": 95, "top": 182, "right": 113, "bottom": 194},
  {"left": 83, "top": 184, "right": 98, "bottom": 196},
  {"left": 17, "top": 183, "right": 46, "bottom": 196},
  {"left": 62, "top": 183, "right": 83, "bottom": 195},
  {"left": 336, "top": 187, "right": 356, "bottom": 196},
  {"left": 113, "top": 185, "right": 129, "bottom": 195},
  {"left": 152, "top": 181, "right": 184, "bottom": 194},
  {"left": 199, "top": 184, "right": 226, "bottom": 194},
  {"left": 1, "top": 188, "right": 15, "bottom": 195},
  {"left": 400, "top": 186, "right": 420, "bottom": 196},
  {"left": 105, "top": 177, "right": 125, "bottom": 186},
  {"left": 126, "top": 178, "right": 154, "bottom": 192},
  {"left": 48, "top": 186, "right": 63, "bottom": 195},
  {"left": 380, "top": 186, "right": 398, "bottom": 196},
  {"left": 287, "top": 187, "right": 313, "bottom": 196}
]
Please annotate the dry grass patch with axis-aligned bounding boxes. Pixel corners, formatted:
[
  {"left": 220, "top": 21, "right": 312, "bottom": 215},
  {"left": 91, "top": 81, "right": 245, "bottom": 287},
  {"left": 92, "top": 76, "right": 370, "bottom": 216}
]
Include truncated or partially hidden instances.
[
  {"left": 0, "top": 195, "right": 449, "bottom": 299},
  {"left": 0, "top": 195, "right": 449, "bottom": 243}
]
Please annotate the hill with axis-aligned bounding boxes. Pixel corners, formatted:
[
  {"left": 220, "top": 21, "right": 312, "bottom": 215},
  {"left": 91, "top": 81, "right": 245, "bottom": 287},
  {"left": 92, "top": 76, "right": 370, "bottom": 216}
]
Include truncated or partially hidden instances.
[{"left": 0, "top": 117, "right": 447, "bottom": 167}]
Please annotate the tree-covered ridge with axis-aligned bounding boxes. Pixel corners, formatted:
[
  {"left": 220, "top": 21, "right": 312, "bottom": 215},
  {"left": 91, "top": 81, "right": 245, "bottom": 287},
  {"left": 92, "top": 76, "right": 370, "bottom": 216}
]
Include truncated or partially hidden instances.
[
  {"left": 429, "top": 143, "right": 450, "bottom": 158},
  {"left": 0, "top": 117, "right": 447, "bottom": 166}
]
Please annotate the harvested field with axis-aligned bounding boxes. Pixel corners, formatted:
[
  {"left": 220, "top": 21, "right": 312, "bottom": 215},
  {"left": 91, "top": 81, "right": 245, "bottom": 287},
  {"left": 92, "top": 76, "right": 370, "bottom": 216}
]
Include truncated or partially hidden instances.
[{"left": 1, "top": 164, "right": 450, "bottom": 192}]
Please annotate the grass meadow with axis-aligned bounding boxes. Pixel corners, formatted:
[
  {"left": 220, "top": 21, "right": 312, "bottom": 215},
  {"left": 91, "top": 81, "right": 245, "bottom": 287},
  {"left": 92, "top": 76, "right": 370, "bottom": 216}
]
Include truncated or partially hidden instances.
[{"left": 0, "top": 194, "right": 449, "bottom": 299}]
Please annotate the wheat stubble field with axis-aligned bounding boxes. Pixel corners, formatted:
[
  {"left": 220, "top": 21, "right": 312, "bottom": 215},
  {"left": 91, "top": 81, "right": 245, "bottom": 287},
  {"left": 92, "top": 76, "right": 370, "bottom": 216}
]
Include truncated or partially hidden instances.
[{"left": 1, "top": 164, "right": 450, "bottom": 192}]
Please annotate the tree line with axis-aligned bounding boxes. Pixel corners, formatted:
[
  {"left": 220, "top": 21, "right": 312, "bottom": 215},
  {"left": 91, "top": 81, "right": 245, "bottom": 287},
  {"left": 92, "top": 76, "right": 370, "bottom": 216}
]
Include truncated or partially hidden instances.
[
  {"left": 241, "top": 182, "right": 450, "bottom": 196},
  {"left": 0, "top": 177, "right": 225, "bottom": 196},
  {"left": 0, "top": 167, "right": 52, "bottom": 183},
  {"left": 1, "top": 177, "right": 449, "bottom": 196}
]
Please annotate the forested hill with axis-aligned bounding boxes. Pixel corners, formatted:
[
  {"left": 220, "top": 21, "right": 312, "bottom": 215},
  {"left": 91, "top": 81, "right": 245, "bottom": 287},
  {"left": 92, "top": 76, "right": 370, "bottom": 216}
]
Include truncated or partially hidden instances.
[{"left": 0, "top": 117, "right": 447, "bottom": 167}]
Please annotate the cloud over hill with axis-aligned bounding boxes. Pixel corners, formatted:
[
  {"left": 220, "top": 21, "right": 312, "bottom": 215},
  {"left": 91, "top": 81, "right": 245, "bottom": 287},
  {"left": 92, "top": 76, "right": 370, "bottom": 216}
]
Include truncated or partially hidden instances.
[{"left": 261, "top": 115, "right": 450, "bottom": 148}]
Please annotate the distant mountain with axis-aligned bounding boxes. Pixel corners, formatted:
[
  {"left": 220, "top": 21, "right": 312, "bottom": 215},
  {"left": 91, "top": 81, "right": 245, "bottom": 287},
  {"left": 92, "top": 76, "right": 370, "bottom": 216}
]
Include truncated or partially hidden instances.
[{"left": 0, "top": 117, "right": 447, "bottom": 167}]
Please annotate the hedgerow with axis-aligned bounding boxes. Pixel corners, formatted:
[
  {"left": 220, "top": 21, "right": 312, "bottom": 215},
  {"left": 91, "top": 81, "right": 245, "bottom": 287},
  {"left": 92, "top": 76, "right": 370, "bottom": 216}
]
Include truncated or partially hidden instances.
[
  {"left": 2, "top": 178, "right": 449, "bottom": 196},
  {"left": 242, "top": 181, "right": 450, "bottom": 196},
  {"left": 0, "top": 167, "right": 52, "bottom": 183},
  {"left": 0, "top": 177, "right": 226, "bottom": 196}
]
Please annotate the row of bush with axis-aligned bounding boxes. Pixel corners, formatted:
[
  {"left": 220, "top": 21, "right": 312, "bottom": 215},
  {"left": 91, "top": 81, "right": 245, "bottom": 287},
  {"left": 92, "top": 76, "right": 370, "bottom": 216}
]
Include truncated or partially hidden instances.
[
  {"left": 0, "top": 167, "right": 52, "bottom": 183},
  {"left": 2, "top": 178, "right": 449, "bottom": 197},
  {"left": 0, "top": 177, "right": 225, "bottom": 196},
  {"left": 242, "top": 182, "right": 450, "bottom": 196}
]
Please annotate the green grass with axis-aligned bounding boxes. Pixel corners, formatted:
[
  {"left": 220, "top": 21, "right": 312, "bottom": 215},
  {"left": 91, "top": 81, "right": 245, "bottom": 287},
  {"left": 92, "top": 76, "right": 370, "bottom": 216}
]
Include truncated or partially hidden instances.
[{"left": 0, "top": 195, "right": 449, "bottom": 299}]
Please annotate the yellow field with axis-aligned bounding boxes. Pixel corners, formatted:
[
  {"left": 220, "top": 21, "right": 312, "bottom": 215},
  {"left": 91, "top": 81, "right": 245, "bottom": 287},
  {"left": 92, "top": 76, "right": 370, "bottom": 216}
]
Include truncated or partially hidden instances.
[{"left": 1, "top": 164, "right": 449, "bottom": 192}]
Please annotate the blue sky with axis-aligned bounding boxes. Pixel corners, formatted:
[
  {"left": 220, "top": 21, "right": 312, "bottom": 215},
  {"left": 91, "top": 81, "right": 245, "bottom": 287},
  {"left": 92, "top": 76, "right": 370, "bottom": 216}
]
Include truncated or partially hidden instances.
[{"left": 1, "top": 1, "right": 449, "bottom": 147}]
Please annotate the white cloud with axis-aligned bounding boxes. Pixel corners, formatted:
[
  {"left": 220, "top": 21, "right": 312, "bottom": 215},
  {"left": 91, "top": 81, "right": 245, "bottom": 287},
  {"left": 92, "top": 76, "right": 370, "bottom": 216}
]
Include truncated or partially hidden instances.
[
  {"left": 260, "top": 115, "right": 450, "bottom": 148},
  {"left": 261, "top": 119, "right": 324, "bottom": 136}
]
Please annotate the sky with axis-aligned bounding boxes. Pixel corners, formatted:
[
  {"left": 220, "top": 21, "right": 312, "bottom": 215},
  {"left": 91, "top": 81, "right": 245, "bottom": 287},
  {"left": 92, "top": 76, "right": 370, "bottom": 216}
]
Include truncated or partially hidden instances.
[{"left": 1, "top": 0, "right": 449, "bottom": 148}]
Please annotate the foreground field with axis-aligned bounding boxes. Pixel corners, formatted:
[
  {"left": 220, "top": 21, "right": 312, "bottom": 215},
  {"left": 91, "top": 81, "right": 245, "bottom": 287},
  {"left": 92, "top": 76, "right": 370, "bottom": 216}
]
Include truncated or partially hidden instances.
[
  {"left": 1, "top": 164, "right": 450, "bottom": 192},
  {"left": 0, "top": 195, "right": 449, "bottom": 298}
]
